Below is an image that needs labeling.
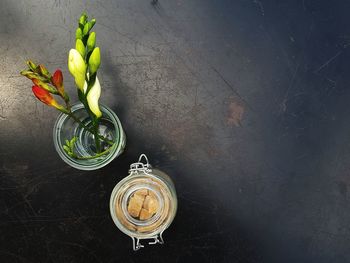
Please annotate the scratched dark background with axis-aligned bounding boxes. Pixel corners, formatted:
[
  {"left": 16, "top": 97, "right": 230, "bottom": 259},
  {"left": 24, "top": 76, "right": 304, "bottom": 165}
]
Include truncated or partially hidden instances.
[{"left": 1, "top": 0, "right": 350, "bottom": 262}]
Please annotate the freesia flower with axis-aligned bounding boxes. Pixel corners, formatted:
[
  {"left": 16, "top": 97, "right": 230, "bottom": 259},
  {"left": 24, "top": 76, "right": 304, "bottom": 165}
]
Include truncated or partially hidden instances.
[
  {"left": 68, "top": 49, "right": 86, "bottom": 92},
  {"left": 52, "top": 69, "right": 69, "bottom": 102},
  {"left": 19, "top": 12, "right": 114, "bottom": 160},
  {"left": 52, "top": 69, "right": 64, "bottom": 93},
  {"left": 52, "top": 69, "right": 63, "bottom": 88},
  {"left": 86, "top": 77, "right": 102, "bottom": 118},
  {"left": 32, "top": 85, "right": 67, "bottom": 113}
]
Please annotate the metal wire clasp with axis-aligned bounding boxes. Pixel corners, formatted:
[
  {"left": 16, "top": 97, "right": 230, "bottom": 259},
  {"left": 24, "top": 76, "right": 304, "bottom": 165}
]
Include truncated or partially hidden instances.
[
  {"left": 131, "top": 230, "right": 165, "bottom": 251},
  {"left": 128, "top": 154, "right": 166, "bottom": 251},
  {"left": 129, "top": 154, "right": 152, "bottom": 175}
]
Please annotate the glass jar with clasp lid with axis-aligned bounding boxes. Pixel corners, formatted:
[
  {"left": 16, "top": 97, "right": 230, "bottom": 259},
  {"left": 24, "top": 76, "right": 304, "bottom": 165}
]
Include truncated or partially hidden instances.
[{"left": 109, "top": 154, "right": 177, "bottom": 250}]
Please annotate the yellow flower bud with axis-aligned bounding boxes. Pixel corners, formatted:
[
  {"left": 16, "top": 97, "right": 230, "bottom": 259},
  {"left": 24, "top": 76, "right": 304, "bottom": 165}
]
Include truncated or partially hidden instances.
[
  {"left": 68, "top": 49, "right": 86, "bottom": 91},
  {"left": 76, "top": 28, "right": 83, "bottom": 40},
  {"left": 26, "top": 60, "right": 37, "bottom": 71},
  {"left": 79, "top": 12, "right": 87, "bottom": 26},
  {"left": 38, "top": 64, "right": 51, "bottom": 79},
  {"left": 75, "top": 39, "right": 85, "bottom": 57},
  {"left": 87, "top": 32, "right": 96, "bottom": 53},
  {"left": 88, "top": 47, "right": 100, "bottom": 75},
  {"left": 86, "top": 77, "right": 102, "bottom": 118},
  {"left": 83, "top": 22, "right": 90, "bottom": 35},
  {"left": 90, "top": 19, "right": 96, "bottom": 28}
]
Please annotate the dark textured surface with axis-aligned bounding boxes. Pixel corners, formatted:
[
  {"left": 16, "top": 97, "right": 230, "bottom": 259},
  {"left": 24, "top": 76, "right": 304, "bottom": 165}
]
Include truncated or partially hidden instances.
[{"left": 1, "top": 0, "right": 350, "bottom": 262}]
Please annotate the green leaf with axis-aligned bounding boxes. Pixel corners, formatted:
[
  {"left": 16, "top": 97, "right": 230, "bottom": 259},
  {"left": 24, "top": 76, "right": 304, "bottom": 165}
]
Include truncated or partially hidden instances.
[
  {"left": 63, "top": 145, "right": 70, "bottom": 154},
  {"left": 63, "top": 137, "right": 78, "bottom": 158},
  {"left": 70, "top": 137, "right": 77, "bottom": 149}
]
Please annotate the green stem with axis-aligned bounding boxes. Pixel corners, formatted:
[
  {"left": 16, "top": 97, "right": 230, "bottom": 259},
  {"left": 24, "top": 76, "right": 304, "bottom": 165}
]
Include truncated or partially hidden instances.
[
  {"left": 93, "top": 119, "right": 101, "bottom": 153},
  {"left": 75, "top": 143, "right": 114, "bottom": 160},
  {"left": 67, "top": 112, "right": 113, "bottom": 145}
]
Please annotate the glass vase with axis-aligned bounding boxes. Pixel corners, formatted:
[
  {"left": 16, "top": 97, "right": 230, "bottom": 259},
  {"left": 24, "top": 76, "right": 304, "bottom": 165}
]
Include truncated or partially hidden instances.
[{"left": 53, "top": 103, "right": 126, "bottom": 170}]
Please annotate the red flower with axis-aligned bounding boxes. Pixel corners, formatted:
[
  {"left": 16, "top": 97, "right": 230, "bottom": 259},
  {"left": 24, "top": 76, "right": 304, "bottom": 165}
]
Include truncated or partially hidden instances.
[
  {"left": 52, "top": 69, "right": 63, "bottom": 89},
  {"left": 32, "top": 85, "right": 67, "bottom": 113},
  {"left": 51, "top": 69, "right": 69, "bottom": 102},
  {"left": 32, "top": 85, "right": 55, "bottom": 105}
]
